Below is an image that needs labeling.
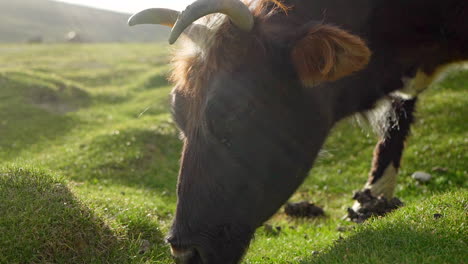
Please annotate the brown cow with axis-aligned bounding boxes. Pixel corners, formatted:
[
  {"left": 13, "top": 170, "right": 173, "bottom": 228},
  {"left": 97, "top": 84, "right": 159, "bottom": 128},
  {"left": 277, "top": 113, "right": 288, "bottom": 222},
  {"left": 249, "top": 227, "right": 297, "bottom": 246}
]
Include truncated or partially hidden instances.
[{"left": 129, "top": 0, "right": 468, "bottom": 263}]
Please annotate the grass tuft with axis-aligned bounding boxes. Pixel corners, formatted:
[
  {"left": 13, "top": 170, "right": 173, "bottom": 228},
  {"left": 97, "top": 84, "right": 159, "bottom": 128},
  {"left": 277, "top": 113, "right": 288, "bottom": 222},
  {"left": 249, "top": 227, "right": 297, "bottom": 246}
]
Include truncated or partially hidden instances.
[{"left": 0, "top": 166, "right": 127, "bottom": 263}]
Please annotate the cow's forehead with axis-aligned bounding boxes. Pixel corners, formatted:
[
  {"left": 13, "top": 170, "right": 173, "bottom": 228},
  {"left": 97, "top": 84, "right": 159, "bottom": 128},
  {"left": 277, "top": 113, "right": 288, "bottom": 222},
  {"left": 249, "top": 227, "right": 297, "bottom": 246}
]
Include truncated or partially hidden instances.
[{"left": 170, "top": 0, "right": 289, "bottom": 96}]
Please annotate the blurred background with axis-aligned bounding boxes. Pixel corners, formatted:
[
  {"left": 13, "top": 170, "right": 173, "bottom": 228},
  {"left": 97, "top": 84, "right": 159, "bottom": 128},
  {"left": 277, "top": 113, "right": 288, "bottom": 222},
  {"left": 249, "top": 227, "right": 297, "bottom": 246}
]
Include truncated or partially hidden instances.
[{"left": 0, "top": 0, "right": 195, "bottom": 43}]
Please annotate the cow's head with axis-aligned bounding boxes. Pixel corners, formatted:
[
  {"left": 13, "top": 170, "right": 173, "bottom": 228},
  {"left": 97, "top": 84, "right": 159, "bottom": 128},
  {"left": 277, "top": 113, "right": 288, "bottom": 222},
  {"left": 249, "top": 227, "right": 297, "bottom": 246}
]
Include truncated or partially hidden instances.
[{"left": 129, "top": 0, "right": 370, "bottom": 263}]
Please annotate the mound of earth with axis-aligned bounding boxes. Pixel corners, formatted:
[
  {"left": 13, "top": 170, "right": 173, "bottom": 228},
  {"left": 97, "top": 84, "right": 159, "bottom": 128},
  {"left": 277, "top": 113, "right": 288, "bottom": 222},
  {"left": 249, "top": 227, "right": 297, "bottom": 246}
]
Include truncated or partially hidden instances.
[
  {"left": 0, "top": 71, "right": 90, "bottom": 113},
  {"left": 347, "top": 189, "right": 403, "bottom": 223},
  {"left": 284, "top": 201, "right": 324, "bottom": 218}
]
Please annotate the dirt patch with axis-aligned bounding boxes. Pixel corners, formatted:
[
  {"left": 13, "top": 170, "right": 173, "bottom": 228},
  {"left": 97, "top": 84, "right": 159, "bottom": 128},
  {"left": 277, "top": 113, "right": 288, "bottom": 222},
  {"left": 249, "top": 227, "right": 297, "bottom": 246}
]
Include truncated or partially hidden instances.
[
  {"left": 347, "top": 189, "right": 403, "bottom": 223},
  {"left": 433, "top": 213, "right": 443, "bottom": 219},
  {"left": 284, "top": 201, "right": 325, "bottom": 218}
]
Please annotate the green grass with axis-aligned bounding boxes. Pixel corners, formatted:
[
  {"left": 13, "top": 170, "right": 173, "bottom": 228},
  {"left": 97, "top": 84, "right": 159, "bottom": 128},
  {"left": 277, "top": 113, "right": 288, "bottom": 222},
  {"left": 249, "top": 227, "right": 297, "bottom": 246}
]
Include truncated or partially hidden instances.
[
  {"left": 0, "top": 44, "right": 466, "bottom": 263},
  {"left": 312, "top": 190, "right": 467, "bottom": 264}
]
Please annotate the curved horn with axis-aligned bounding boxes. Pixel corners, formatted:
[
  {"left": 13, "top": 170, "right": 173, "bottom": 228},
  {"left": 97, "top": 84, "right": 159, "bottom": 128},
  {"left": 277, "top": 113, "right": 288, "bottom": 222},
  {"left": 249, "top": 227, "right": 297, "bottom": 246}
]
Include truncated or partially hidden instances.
[
  {"left": 128, "top": 8, "right": 210, "bottom": 44},
  {"left": 169, "top": 0, "right": 254, "bottom": 44},
  {"left": 128, "top": 8, "right": 180, "bottom": 27}
]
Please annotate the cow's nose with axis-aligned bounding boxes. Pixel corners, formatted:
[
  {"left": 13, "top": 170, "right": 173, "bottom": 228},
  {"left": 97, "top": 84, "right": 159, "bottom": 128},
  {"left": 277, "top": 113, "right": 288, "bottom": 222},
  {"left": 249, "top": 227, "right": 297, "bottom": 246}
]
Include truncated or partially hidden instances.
[
  {"left": 170, "top": 245, "right": 195, "bottom": 259},
  {"left": 166, "top": 236, "right": 200, "bottom": 263}
]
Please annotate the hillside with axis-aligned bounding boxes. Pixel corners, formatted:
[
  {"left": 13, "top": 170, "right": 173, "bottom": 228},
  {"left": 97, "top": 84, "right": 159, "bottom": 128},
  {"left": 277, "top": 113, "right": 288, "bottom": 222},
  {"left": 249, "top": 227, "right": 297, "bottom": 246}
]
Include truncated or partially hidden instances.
[{"left": 0, "top": 0, "right": 169, "bottom": 43}]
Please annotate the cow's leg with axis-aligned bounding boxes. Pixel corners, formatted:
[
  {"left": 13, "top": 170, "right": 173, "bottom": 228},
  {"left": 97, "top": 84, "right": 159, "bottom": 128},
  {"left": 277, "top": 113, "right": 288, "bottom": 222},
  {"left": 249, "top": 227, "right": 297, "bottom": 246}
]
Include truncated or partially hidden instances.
[
  {"left": 352, "top": 95, "right": 417, "bottom": 211},
  {"left": 349, "top": 64, "right": 459, "bottom": 218}
]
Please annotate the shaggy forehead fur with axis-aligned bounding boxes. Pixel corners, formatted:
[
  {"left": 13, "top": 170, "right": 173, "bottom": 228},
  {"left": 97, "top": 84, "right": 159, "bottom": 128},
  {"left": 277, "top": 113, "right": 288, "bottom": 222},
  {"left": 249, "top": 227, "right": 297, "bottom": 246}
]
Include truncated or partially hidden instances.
[{"left": 169, "top": 0, "right": 288, "bottom": 97}]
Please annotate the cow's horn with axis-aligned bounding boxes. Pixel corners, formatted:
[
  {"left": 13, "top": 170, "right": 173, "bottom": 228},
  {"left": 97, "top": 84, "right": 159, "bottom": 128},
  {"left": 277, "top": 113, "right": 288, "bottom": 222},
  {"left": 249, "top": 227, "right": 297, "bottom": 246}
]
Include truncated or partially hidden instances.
[
  {"left": 128, "top": 8, "right": 210, "bottom": 44},
  {"left": 169, "top": 0, "right": 254, "bottom": 44},
  {"left": 128, "top": 8, "right": 180, "bottom": 27}
]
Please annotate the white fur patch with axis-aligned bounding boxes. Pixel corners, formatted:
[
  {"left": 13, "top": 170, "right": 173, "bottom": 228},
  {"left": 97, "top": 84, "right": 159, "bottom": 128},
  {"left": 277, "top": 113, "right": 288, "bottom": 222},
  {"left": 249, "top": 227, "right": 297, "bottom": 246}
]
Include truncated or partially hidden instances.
[
  {"left": 356, "top": 62, "right": 468, "bottom": 136},
  {"left": 365, "top": 164, "right": 398, "bottom": 198},
  {"left": 352, "top": 164, "right": 399, "bottom": 212}
]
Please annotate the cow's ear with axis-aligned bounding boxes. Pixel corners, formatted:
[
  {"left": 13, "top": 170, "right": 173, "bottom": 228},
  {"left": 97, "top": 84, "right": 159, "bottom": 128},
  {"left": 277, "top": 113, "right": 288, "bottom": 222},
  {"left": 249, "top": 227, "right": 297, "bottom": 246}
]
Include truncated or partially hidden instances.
[{"left": 291, "top": 24, "right": 371, "bottom": 86}]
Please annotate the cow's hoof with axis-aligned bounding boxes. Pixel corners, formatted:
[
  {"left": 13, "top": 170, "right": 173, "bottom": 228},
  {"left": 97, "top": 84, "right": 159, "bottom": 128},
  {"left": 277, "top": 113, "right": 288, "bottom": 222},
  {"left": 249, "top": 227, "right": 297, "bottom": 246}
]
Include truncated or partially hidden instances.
[{"left": 346, "top": 189, "right": 404, "bottom": 223}]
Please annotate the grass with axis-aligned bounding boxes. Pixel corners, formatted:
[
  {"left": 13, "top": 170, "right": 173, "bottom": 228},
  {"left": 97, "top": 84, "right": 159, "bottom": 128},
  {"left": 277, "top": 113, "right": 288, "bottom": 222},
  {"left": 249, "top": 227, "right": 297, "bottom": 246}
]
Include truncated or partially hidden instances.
[
  {"left": 0, "top": 43, "right": 466, "bottom": 263},
  {"left": 304, "top": 191, "right": 467, "bottom": 264}
]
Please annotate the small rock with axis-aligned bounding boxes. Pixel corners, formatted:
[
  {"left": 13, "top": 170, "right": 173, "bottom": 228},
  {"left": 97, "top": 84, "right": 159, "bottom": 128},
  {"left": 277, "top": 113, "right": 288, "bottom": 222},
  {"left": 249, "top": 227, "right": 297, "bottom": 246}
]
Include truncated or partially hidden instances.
[{"left": 412, "top": 171, "right": 432, "bottom": 183}]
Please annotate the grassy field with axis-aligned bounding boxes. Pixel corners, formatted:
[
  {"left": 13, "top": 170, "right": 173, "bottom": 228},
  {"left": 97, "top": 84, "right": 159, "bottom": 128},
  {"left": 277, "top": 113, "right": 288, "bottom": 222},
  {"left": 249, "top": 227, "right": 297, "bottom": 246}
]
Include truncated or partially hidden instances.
[
  {"left": 0, "top": 44, "right": 466, "bottom": 264},
  {"left": 0, "top": 0, "right": 168, "bottom": 43}
]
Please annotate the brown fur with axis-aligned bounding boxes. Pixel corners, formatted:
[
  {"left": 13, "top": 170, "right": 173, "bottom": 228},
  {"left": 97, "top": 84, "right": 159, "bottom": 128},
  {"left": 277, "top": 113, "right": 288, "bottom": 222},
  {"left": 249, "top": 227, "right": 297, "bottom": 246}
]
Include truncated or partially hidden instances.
[
  {"left": 291, "top": 25, "right": 371, "bottom": 86},
  {"left": 253, "top": 0, "right": 290, "bottom": 15}
]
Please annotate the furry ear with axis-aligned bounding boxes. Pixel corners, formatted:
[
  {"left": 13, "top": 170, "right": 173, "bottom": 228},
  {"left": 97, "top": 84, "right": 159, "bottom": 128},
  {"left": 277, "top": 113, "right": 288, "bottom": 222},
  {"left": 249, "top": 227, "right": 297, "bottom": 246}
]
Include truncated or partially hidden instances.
[{"left": 291, "top": 24, "right": 371, "bottom": 86}]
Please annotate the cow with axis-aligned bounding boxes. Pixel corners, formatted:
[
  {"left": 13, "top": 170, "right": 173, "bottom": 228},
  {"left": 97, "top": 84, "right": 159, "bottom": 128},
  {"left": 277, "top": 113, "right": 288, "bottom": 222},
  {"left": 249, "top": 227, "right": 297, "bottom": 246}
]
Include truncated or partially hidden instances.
[{"left": 128, "top": 0, "right": 468, "bottom": 263}]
